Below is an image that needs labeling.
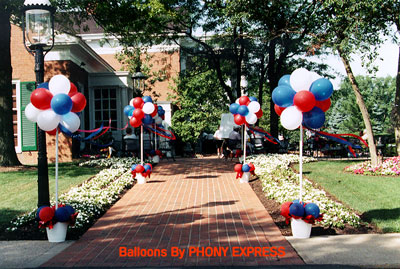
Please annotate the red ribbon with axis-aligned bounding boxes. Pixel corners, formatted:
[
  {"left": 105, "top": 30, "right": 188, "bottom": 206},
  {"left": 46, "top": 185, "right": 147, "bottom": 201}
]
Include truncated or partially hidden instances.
[{"left": 236, "top": 171, "right": 243, "bottom": 179}]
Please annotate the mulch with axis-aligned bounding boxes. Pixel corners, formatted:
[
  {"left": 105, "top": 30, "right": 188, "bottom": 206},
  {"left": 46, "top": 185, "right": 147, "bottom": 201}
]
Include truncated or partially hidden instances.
[{"left": 248, "top": 175, "right": 381, "bottom": 236}]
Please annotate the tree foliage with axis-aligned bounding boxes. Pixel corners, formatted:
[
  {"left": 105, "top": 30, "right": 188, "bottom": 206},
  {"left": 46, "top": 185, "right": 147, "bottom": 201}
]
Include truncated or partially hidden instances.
[
  {"left": 327, "top": 76, "right": 395, "bottom": 134},
  {"left": 170, "top": 69, "right": 228, "bottom": 144}
]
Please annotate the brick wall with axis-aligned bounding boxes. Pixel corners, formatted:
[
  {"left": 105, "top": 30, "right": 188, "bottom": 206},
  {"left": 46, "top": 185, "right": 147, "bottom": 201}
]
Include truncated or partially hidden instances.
[{"left": 100, "top": 50, "right": 180, "bottom": 101}]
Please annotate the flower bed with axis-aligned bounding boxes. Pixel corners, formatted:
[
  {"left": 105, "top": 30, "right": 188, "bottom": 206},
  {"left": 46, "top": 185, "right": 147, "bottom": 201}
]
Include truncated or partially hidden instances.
[
  {"left": 247, "top": 154, "right": 361, "bottom": 228},
  {"left": 79, "top": 157, "right": 142, "bottom": 169},
  {"left": 6, "top": 159, "right": 135, "bottom": 234},
  {"left": 344, "top": 156, "right": 400, "bottom": 176}
]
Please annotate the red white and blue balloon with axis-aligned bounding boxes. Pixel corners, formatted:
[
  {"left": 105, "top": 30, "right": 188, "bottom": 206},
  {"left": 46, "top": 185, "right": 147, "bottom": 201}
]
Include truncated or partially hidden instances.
[
  {"left": 229, "top": 96, "right": 262, "bottom": 125},
  {"left": 124, "top": 96, "right": 161, "bottom": 128},
  {"left": 272, "top": 68, "right": 333, "bottom": 130},
  {"left": 25, "top": 75, "right": 86, "bottom": 134}
]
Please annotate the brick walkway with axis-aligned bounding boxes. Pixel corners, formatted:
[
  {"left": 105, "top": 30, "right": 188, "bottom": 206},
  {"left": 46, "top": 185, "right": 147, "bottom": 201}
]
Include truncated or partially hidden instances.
[{"left": 42, "top": 157, "right": 303, "bottom": 267}]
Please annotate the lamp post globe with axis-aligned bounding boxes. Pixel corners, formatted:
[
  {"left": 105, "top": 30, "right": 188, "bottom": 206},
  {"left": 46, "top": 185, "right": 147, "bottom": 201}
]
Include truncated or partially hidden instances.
[{"left": 22, "top": 0, "right": 55, "bottom": 207}]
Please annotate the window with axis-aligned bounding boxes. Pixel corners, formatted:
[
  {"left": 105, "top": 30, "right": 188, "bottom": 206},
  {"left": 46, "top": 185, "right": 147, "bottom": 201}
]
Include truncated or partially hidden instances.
[
  {"left": 93, "top": 88, "right": 118, "bottom": 128},
  {"left": 12, "top": 82, "right": 20, "bottom": 153}
]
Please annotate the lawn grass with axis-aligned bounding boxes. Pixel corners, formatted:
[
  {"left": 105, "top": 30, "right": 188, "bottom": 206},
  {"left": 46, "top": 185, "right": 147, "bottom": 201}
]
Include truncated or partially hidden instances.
[
  {"left": 0, "top": 162, "right": 101, "bottom": 229},
  {"left": 297, "top": 160, "right": 400, "bottom": 233}
]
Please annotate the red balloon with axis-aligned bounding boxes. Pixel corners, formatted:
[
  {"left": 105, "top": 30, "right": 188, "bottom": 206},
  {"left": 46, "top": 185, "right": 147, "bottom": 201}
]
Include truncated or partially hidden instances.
[
  {"left": 71, "top": 93, "right": 86, "bottom": 112},
  {"left": 248, "top": 162, "right": 255, "bottom": 171},
  {"left": 274, "top": 104, "right": 286, "bottom": 116},
  {"left": 234, "top": 164, "right": 242, "bottom": 172},
  {"left": 39, "top": 206, "right": 55, "bottom": 222},
  {"left": 135, "top": 164, "right": 145, "bottom": 173},
  {"left": 239, "top": 96, "right": 250, "bottom": 106},
  {"left": 316, "top": 98, "right": 331, "bottom": 112},
  {"left": 132, "top": 97, "right": 144, "bottom": 109},
  {"left": 234, "top": 114, "right": 245, "bottom": 125},
  {"left": 68, "top": 82, "right": 78, "bottom": 97},
  {"left": 293, "top": 91, "right": 316, "bottom": 112},
  {"left": 129, "top": 117, "right": 142, "bottom": 128},
  {"left": 133, "top": 108, "right": 145, "bottom": 119},
  {"left": 281, "top": 201, "right": 293, "bottom": 219},
  {"left": 255, "top": 109, "right": 263, "bottom": 118},
  {"left": 151, "top": 104, "right": 158, "bottom": 117},
  {"left": 47, "top": 128, "right": 57, "bottom": 136},
  {"left": 31, "top": 88, "right": 53, "bottom": 110}
]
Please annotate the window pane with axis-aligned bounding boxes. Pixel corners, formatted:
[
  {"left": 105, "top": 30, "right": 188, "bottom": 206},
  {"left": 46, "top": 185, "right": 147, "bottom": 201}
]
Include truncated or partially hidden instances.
[
  {"left": 94, "top": 90, "right": 101, "bottom": 99},
  {"left": 102, "top": 89, "right": 109, "bottom": 98},
  {"left": 103, "top": 111, "right": 109, "bottom": 119},
  {"left": 95, "top": 100, "right": 101, "bottom": 109},
  {"left": 103, "top": 100, "right": 109, "bottom": 109},
  {"left": 110, "top": 89, "right": 116, "bottom": 98},
  {"left": 110, "top": 100, "right": 116, "bottom": 109}
]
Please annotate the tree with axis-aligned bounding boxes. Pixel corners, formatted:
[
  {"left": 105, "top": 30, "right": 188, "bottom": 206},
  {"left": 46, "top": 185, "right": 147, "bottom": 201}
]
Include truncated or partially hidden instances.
[
  {"left": 326, "top": 76, "right": 395, "bottom": 135},
  {"left": 54, "top": 0, "right": 327, "bottom": 137},
  {"left": 314, "top": 0, "right": 383, "bottom": 166},
  {"left": 170, "top": 68, "right": 228, "bottom": 145},
  {"left": 0, "top": 1, "right": 23, "bottom": 166}
]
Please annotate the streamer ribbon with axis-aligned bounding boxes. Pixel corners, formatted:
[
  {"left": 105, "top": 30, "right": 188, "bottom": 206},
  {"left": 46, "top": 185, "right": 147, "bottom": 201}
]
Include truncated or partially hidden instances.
[
  {"left": 306, "top": 127, "right": 368, "bottom": 157},
  {"left": 144, "top": 125, "right": 176, "bottom": 140},
  {"left": 247, "top": 125, "right": 279, "bottom": 144}
]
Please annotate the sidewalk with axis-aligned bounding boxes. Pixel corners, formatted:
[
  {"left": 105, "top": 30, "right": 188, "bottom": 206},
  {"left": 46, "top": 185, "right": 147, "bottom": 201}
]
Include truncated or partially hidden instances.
[{"left": 41, "top": 157, "right": 303, "bottom": 267}]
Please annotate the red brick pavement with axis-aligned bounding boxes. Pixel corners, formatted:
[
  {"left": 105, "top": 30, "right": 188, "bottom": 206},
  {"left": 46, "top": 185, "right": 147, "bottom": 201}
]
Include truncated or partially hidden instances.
[{"left": 41, "top": 157, "right": 303, "bottom": 267}]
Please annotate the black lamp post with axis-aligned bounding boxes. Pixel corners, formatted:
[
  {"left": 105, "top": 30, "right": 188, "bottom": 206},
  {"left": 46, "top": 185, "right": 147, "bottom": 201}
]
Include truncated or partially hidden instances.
[
  {"left": 132, "top": 65, "right": 148, "bottom": 93},
  {"left": 22, "top": 0, "right": 55, "bottom": 207}
]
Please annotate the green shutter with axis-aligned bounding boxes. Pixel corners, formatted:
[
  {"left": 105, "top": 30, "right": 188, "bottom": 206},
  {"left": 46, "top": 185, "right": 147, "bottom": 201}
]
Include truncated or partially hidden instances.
[{"left": 20, "top": 82, "right": 37, "bottom": 151}]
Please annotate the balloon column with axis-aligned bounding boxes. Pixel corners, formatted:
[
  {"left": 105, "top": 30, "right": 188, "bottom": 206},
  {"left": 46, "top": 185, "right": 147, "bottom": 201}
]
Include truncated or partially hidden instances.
[
  {"left": 25, "top": 75, "right": 86, "bottom": 134},
  {"left": 26, "top": 75, "right": 86, "bottom": 227},
  {"left": 229, "top": 96, "right": 262, "bottom": 166},
  {"left": 272, "top": 68, "right": 333, "bottom": 130},
  {"left": 36, "top": 204, "right": 78, "bottom": 229},
  {"left": 272, "top": 68, "right": 334, "bottom": 201},
  {"left": 280, "top": 200, "right": 323, "bottom": 225}
]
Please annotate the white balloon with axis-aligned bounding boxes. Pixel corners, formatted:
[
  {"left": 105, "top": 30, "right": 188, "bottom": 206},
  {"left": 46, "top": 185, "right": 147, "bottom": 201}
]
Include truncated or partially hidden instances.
[
  {"left": 129, "top": 98, "right": 134, "bottom": 106},
  {"left": 290, "top": 68, "right": 313, "bottom": 92},
  {"left": 37, "top": 110, "right": 61, "bottom": 131},
  {"left": 142, "top": 102, "right": 155, "bottom": 114},
  {"left": 49, "top": 75, "right": 71, "bottom": 95},
  {"left": 235, "top": 98, "right": 240, "bottom": 104},
  {"left": 245, "top": 113, "right": 257, "bottom": 125},
  {"left": 310, "top": 71, "right": 322, "bottom": 83},
  {"left": 25, "top": 103, "right": 42, "bottom": 122},
  {"left": 248, "top": 101, "right": 260, "bottom": 113},
  {"left": 60, "top": 112, "right": 80, "bottom": 133},
  {"left": 155, "top": 116, "right": 163, "bottom": 125},
  {"left": 280, "top": 106, "right": 303, "bottom": 130}
]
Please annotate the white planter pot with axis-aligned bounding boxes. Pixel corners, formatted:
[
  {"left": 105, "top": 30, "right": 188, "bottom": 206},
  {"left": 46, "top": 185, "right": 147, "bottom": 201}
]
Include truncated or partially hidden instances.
[
  {"left": 46, "top": 222, "right": 68, "bottom": 242},
  {"left": 291, "top": 218, "right": 312, "bottom": 238},
  {"left": 152, "top": 155, "right": 160, "bottom": 163},
  {"left": 136, "top": 173, "right": 146, "bottom": 184},
  {"left": 239, "top": 172, "right": 250, "bottom": 183}
]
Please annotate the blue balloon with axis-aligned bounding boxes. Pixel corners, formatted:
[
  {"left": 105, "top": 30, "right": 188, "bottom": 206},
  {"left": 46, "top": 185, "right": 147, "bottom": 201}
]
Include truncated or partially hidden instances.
[
  {"left": 36, "top": 206, "right": 47, "bottom": 220},
  {"left": 303, "top": 107, "right": 325, "bottom": 129},
  {"left": 289, "top": 202, "right": 305, "bottom": 218},
  {"left": 55, "top": 207, "right": 70, "bottom": 222},
  {"left": 142, "top": 96, "right": 153, "bottom": 103},
  {"left": 242, "top": 164, "right": 250, "bottom": 172},
  {"left": 143, "top": 164, "right": 151, "bottom": 172},
  {"left": 272, "top": 85, "right": 296, "bottom": 107},
  {"left": 124, "top": 105, "right": 135, "bottom": 117},
  {"left": 131, "top": 164, "right": 137, "bottom": 171},
  {"left": 142, "top": 114, "right": 153, "bottom": 125},
  {"left": 150, "top": 150, "right": 156, "bottom": 156},
  {"left": 51, "top": 93, "right": 73, "bottom": 115},
  {"left": 64, "top": 205, "right": 75, "bottom": 215},
  {"left": 249, "top": 96, "right": 258, "bottom": 102},
  {"left": 38, "top": 82, "right": 49, "bottom": 89},
  {"left": 237, "top": 105, "right": 249, "bottom": 116},
  {"left": 278, "top": 74, "right": 291, "bottom": 87},
  {"left": 304, "top": 203, "right": 320, "bottom": 218},
  {"left": 229, "top": 103, "right": 239, "bottom": 114},
  {"left": 310, "top": 78, "right": 333, "bottom": 101}
]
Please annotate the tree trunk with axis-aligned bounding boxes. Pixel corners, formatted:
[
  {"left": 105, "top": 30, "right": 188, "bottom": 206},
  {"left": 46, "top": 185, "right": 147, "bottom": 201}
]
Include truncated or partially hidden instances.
[
  {"left": 0, "top": 10, "right": 21, "bottom": 166},
  {"left": 393, "top": 46, "right": 400, "bottom": 155},
  {"left": 338, "top": 50, "right": 378, "bottom": 166},
  {"left": 267, "top": 40, "right": 279, "bottom": 138}
]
